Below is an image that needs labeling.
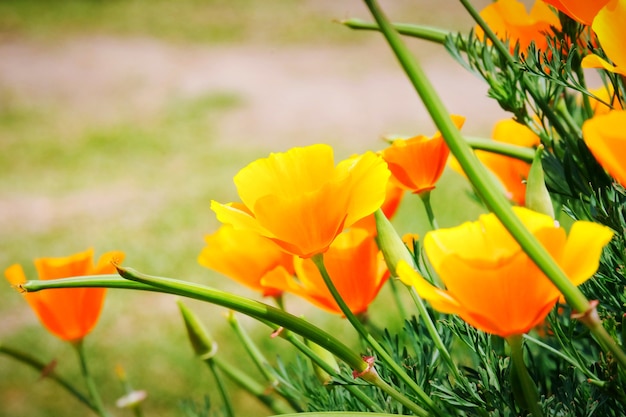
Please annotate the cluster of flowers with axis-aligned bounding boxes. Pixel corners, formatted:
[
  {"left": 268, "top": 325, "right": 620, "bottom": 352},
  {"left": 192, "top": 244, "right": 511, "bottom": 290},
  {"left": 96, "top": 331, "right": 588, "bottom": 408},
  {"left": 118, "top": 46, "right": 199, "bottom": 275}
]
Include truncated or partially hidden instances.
[{"left": 5, "top": 0, "right": 626, "bottom": 414}]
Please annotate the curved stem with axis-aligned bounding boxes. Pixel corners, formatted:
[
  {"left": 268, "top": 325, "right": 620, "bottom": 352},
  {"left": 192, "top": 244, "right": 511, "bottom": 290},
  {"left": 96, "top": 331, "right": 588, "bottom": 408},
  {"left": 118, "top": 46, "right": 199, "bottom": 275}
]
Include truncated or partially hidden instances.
[
  {"left": 506, "top": 335, "right": 544, "bottom": 417},
  {"left": 73, "top": 340, "right": 110, "bottom": 417},
  {"left": 419, "top": 190, "right": 439, "bottom": 230},
  {"left": 311, "top": 254, "right": 439, "bottom": 417},
  {"left": 19, "top": 274, "right": 369, "bottom": 381},
  {"left": 0, "top": 344, "right": 96, "bottom": 412},
  {"left": 362, "top": 0, "right": 626, "bottom": 369}
]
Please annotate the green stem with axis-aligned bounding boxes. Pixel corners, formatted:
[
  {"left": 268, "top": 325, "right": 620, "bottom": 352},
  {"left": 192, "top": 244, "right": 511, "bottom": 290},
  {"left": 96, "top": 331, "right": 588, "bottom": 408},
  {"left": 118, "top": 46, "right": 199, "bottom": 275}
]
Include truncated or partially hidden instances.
[
  {"left": 253, "top": 311, "right": 384, "bottom": 413},
  {"left": 211, "top": 356, "right": 294, "bottom": 415},
  {"left": 205, "top": 359, "right": 235, "bottom": 417},
  {"left": 227, "top": 312, "right": 304, "bottom": 412},
  {"left": 362, "top": 0, "right": 626, "bottom": 369},
  {"left": 340, "top": 18, "right": 449, "bottom": 44},
  {"left": 19, "top": 274, "right": 370, "bottom": 381},
  {"left": 311, "top": 254, "right": 438, "bottom": 417},
  {"left": 465, "top": 136, "right": 535, "bottom": 162},
  {"left": 0, "top": 344, "right": 96, "bottom": 412},
  {"left": 506, "top": 335, "right": 544, "bottom": 417},
  {"left": 73, "top": 340, "right": 110, "bottom": 417},
  {"left": 419, "top": 190, "right": 438, "bottom": 230},
  {"left": 386, "top": 275, "right": 409, "bottom": 320},
  {"left": 522, "top": 334, "right": 603, "bottom": 384}
]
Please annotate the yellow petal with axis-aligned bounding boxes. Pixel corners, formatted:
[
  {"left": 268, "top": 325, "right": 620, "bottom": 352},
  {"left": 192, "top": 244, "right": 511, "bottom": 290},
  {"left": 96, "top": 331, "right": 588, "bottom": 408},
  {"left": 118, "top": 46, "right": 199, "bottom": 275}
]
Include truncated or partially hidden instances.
[
  {"left": 560, "top": 221, "right": 614, "bottom": 286},
  {"left": 396, "top": 260, "right": 463, "bottom": 315},
  {"left": 233, "top": 144, "right": 336, "bottom": 209},
  {"left": 592, "top": 0, "right": 626, "bottom": 71}
]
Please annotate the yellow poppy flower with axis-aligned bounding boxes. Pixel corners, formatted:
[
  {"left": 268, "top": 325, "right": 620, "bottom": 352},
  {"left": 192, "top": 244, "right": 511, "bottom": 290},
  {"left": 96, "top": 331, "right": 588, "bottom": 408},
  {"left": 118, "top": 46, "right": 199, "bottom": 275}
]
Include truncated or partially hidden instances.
[
  {"left": 261, "top": 228, "right": 389, "bottom": 315},
  {"left": 198, "top": 224, "right": 293, "bottom": 297},
  {"left": 476, "top": 0, "right": 561, "bottom": 51},
  {"left": 5, "top": 248, "right": 124, "bottom": 342},
  {"left": 396, "top": 208, "right": 613, "bottom": 337},
  {"left": 582, "top": 110, "right": 626, "bottom": 187},
  {"left": 581, "top": 0, "right": 626, "bottom": 76},
  {"left": 381, "top": 115, "right": 465, "bottom": 194},
  {"left": 211, "top": 144, "right": 390, "bottom": 258},
  {"left": 588, "top": 85, "right": 622, "bottom": 115},
  {"left": 542, "top": 0, "right": 610, "bottom": 25}
]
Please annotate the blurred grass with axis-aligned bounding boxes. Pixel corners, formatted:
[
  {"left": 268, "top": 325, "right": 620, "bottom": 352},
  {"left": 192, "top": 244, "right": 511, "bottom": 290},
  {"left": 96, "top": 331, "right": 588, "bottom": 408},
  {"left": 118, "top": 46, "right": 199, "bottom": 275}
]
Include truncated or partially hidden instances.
[{"left": 0, "top": 0, "right": 487, "bottom": 416}]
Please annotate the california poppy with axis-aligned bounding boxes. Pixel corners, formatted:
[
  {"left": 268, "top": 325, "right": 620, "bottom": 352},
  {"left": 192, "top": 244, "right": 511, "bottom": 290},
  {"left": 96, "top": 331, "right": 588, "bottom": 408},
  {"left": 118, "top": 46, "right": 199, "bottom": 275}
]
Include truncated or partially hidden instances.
[
  {"left": 396, "top": 207, "right": 613, "bottom": 337},
  {"left": 582, "top": 110, "right": 626, "bottom": 187},
  {"left": 542, "top": 0, "right": 610, "bottom": 25},
  {"left": 212, "top": 144, "right": 390, "bottom": 258},
  {"left": 198, "top": 224, "right": 292, "bottom": 297},
  {"left": 581, "top": 0, "right": 626, "bottom": 76},
  {"left": 476, "top": 0, "right": 561, "bottom": 51},
  {"left": 381, "top": 115, "right": 465, "bottom": 194},
  {"left": 261, "top": 228, "right": 389, "bottom": 315},
  {"left": 5, "top": 248, "right": 124, "bottom": 342}
]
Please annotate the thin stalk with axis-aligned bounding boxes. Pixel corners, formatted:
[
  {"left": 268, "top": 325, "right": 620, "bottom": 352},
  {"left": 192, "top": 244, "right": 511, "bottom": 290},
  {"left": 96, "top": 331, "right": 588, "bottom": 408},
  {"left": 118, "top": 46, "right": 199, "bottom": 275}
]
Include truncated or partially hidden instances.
[
  {"left": 507, "top": 335, "right": 544, "bottom": 417},
  {"left": 311, "top": 253, "right": 439, "bottom": 417},
  {"left": 211, "top": 356, "right": 294, "bottom": 415},
  {"left": 0, "top": 344, "right": 96, "bottom": 412},
  {"left": 340, "top": 18, "right": 449, "bottom": 44},
  {"left": 73, "top": 340, "right": 111, "bottom": 417},
  {"left": 205, "top": 359, "right": 235, "bottom": 417},
  {"left": 386, "top": 276, "right": 409, "bottom": 320},
  {"left": 19, "top": 274, "right": 370, "bottom": 380},
  {"left": 522, "top": 334, "right": 603, "bottom": 384},
  {"left": 227, "top": 312, "right": 304, "bottom": 412},
  {"left": 419, "top": 190, "right": 438, "bottom": 230},
  {"left": 362, "top": 0, "right": 626, "bottom": 369}
]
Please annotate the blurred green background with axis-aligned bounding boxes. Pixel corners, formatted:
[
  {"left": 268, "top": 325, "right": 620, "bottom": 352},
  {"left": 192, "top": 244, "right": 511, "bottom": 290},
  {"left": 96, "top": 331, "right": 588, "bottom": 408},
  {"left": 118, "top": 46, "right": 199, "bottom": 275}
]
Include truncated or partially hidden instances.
[{"left": 0, "top": 1, "right": 500, "bottom": 416}]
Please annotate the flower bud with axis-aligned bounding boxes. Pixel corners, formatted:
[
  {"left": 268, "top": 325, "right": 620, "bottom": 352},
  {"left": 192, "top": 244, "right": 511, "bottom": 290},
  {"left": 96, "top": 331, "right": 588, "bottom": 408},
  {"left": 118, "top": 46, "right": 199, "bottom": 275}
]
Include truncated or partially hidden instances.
[
  {"left": 177, "top": 301, "right": 218, "bottom": 359},
  {"left": 305, "top": 340, "right": 340, "bottom": 386},
  {"left": 374, "top": 209, "right": 416, "bottom": 276},
  {"left": 525, "top": 145, "right": 555, "bottom": 218}
]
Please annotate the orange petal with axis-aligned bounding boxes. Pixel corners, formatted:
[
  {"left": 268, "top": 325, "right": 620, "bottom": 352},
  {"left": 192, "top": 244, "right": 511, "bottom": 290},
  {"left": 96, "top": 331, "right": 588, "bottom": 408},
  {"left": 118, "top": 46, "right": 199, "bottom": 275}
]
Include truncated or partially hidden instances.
[
  {"left": 560, "top": 221, "right": 614, "bottom": 286},
  {"left": 582, "top": 110, "right": 626, "bottom": 186}
]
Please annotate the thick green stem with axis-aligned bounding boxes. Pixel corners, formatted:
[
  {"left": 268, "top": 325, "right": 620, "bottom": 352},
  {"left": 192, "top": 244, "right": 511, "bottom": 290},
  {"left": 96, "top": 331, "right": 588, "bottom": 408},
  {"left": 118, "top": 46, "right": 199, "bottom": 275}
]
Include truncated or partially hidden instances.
[
  {"left": 362, "top": 0, "right": 626, "bottom": 369},
  {"left": 311, "top": 254, "right": 438, "bottom": 417},
  {"left": 19, "top": 274, "right": 369, "bottom": 381},
  {"left": 507, "top": 335, "right": 544, "bottom": 417},
  {"left": 0, "top": 344, "right": 96, "bottom": 412},
  {"left": 73, "top": 340, "right": 110, "bottom": 417}
]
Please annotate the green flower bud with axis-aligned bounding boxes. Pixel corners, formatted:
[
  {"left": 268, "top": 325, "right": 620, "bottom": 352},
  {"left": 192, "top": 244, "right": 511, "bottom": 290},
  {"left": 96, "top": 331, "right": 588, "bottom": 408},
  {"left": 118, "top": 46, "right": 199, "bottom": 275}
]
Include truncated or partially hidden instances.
[{"left": 525, "top": 145, "right": 555, "bottom": 218}]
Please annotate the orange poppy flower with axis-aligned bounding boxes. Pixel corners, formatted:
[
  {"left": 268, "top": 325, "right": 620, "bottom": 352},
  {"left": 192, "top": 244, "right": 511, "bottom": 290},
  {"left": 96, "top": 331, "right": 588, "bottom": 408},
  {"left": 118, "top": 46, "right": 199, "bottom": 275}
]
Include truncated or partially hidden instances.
[
  {"left": 450, "top": 119, "right": 540, "bottom": 205},
  {"left": 582, "top": 110, "right": 626, "bottom": 187},
  {"left": 381, "top": 115, "right": 465, "bottom": 195},
  {"left": 581, "top": 0, "right": 626, "bottom": 76},
  {"left": 476, "top": 0, "right": 561, "bottom": 51},
  {"left": 542, "top": 0, "right": 610, "bottom": 25},
  {"left": 396, "top": 207, "right": 613, "bottom": 337},
  {"left": 211, "top": 144, "right": 390, "bottom": 258},
  {"left": 5, "top": 248, "right": 124, "bottom": 342},
  {"left": 198, "top": 224, "right": 293, "bottom": 297},
  {"left": 261, "top": 228, "right": 389, "bottom": 315}
]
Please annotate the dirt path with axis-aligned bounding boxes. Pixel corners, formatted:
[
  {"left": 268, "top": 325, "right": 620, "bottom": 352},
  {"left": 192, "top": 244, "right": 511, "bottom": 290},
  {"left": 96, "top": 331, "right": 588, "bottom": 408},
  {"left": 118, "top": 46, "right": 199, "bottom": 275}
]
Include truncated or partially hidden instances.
[{"left": 0, "top": 35, "right": 505, "bottom": 152}]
